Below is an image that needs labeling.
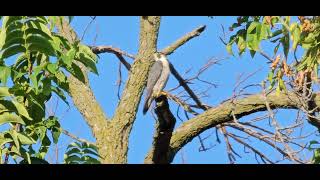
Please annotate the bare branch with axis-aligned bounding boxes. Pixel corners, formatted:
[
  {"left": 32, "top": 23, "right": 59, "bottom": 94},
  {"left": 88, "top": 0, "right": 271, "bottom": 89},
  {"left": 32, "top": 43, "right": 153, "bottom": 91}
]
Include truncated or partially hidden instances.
[
  {"left": 91, "top": 45, "right": 135, "bottom": 59},
  {"left": 62, "top": 129, "right": 95, "bottom": 145},
  {"left": 152, "top": 91, "right": 320, "bottom": 163},
  {"left": 161, "top": 25, "right": 206, "bottom": 55},
  {"left": 227, "top": 132, "right": 274, "bottom": 164},
  {"left": 169, "top": 63, "right": 208, "bottom": 110}
]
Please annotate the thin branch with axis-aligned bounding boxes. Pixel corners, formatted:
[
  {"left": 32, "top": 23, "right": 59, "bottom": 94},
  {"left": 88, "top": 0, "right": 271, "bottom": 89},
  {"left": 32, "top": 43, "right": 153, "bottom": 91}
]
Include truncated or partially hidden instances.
[
  {"left": 91, "top": 45, "right": 135, "bottom": 59},
  {"left": 161, "top": 25, "right": 206, "bottom": 55},
  {"left": 62, "top": 129, "right": 95, "bottom": 145},
  {"left": 114, "top": 53, "right": 131, "bottom": 71},
  {"left": 152, "top": 91, "right": 320, "bottom": 163},
  {"left": 169, "top": 63, "right": 208, "bottom": 110},
  {"left": 227, "top": 132, "right": 274, "bottom": 164},
  {"left": 81, "top": 16, "right": 96, "bottom": 41}
]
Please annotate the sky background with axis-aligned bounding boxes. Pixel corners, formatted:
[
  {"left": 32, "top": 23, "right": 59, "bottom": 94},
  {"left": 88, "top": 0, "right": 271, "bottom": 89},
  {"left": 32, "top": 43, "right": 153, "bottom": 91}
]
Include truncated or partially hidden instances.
[{"left": 1, "top": 16, "right": 318, "bottom": 164}]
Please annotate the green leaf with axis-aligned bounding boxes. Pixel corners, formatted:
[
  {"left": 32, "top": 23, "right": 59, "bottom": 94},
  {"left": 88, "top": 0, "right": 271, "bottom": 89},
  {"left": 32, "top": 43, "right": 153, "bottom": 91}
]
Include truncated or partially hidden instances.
[
  {"left": 35, "top": 126, "right": 47, "bottom": 141},
  {"left": 249, "top": 50, "right": 256, "bottom": 58},
  {"left": 64, "top": 154, "right": 82, "bottom": 164},
  {"left": 0, "top": 113, "right": 25, "bottom": 125},
  {"left": 279, "top": 79, "right": 286, "bottom": 92},
  {"left": 1, "top": 37, "right": 24, "bottom": 50},
  {"left": 0, "top": 133, "right": 13, "bottom": 147},
  {"left": 260, "top": 23, "right": 272, "bottom": 40},
  {"left": 0, "top": 66, "right": 11, "bottom": 85},
  {"left": 25, "top": 19, "right": 52, "bottom": 36},
  {"left": 0, "top": 100, "right": 16, "bottom": 114},
  {"left": 268, "top": 70, "right": 274, "bottom": 84},
  {"left": 79, "top": 44, "right": 97, "bottom": 62},
  {"left": 51, "top": 86, "right": 69, "bottom": 106},
  {"left": 17, "top": 132, "right": 36, "bottom": 145},
  {"left": 0, "top": 87, "right": 10, "bottom": 97},
  {"left": 65, "top": 147, "right": 81, "bottom": 156},
  {"left": 290, "top": 23, "right": 301, "bottom": 50},
  {"left": 7, "top": 130, "right": 20, "bottom": 150},
  {"left": 42, "top": 78, "right": 51, "bottom": 96},
  {"left": 38, "top": 135, "right": 51, "bottom": 159},
  {"left": 10, "top": 143, "right": 21, "bottom": 156},
  {"left": 314, "top": 149, "right": 320, "bottom": 164},
  {"left": 82, "top": 148, "right": 100, "bottom": 157},
  {"left": 226, "top": 43, "right": 233, "bottom": 56},
  {"left": 246, "top": 22, "right": 262, "bottom": 51},
  {"left": 25, "top": 28, "right": 53, "bottom": 41},
  {"left": 20, "top": 157, "right": 49, "bottom": 164},
  {"left": 65, "top": 62, "right": 86, "bottom": 83},
  {"left": 61, "top": 48, "right": 76, "bottom": 67},
  {"left": 81, "top": 155, "right": 100, "bottom": 164},
  {"left": 67, "top": 142, "right": 82, "bottom": 149},
  {"left": 26, "top": 36, "right": 56, "bottom": 56},
  {"left": 27, "top": 93, "right": 44, "bottom": 111},
  {"left": 46, "top": 63, "right": 58, "bottom": 74},
  {"left": 12, "top": 100, "right": 32, "bottom": 120},
  {"left": 75, "top": 52, "right": 98, "bottom": 75},
  {"left": 280, "top": 34, "right": 290, "bottom": 59},
  {"left": 237, "top": 35, "right": 246, "bottom": 55},
  {"left": 0, "top": 44, "right": 26, "bottom": 60},
  {"left": 29, "top": 73, "right": 39, "bottom": 94},
  {"left": 52, "top": 127, "right": 61, "bottom": 144}
]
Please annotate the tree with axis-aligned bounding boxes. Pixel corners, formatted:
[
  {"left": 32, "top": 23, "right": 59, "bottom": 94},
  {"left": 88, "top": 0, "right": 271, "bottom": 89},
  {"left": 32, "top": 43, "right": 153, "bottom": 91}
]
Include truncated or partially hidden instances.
[{"left": 0, "top": 16, "right": 319, "bottom": 164}]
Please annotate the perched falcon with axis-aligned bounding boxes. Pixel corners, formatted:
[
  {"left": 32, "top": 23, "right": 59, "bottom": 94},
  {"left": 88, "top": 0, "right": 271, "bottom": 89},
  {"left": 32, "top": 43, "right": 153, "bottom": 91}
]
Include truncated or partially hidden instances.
[{"left": 143, "top": 52, "right": 170, "bottom": 114}]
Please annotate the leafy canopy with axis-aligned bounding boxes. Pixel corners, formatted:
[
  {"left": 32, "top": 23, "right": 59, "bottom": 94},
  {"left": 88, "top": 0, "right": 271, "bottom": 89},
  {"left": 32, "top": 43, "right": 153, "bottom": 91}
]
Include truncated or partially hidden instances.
[{"left": 0, "top": 16, "right": 99, "bottom": 164}]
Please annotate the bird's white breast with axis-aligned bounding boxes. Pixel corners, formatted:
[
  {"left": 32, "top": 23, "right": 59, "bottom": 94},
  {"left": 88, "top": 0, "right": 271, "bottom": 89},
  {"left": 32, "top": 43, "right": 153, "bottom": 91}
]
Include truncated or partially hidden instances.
[{"left": 153, "top": 56, "right": 170, "bottom": 94}]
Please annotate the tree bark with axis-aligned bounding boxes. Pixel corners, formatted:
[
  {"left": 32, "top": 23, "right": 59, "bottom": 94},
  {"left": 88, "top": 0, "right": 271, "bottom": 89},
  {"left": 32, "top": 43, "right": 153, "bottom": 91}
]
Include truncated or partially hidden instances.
[
  {"left": 145, "top": 91, "right": 320, "bottom": 163},
  {"left": 56, "top": 19, "right": 109, "bottom": 145},
  {"left": 144, "top": 95, "right": 176, "bottom": 164},
  {"left": 100, "top": 16, "right": 161, "bottom": 163}
]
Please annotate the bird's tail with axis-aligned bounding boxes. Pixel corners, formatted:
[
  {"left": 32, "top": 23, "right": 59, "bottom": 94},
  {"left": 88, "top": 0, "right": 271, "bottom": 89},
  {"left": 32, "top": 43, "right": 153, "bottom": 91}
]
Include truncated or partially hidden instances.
[{"left": 143, "top": 95, "right": 153, "bottom": 115}]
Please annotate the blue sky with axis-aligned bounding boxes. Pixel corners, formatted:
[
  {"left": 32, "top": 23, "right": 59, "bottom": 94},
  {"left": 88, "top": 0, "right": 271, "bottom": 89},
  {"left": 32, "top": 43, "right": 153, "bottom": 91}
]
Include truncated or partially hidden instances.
[{"left": 1, "top": 16, "right": 318, "bottom": 164}]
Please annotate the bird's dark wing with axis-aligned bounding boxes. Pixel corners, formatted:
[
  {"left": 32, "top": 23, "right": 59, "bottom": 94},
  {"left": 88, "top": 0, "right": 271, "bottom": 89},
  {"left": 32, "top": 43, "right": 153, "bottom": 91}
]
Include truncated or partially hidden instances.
[{"left": 143, "top": 61, "right": 163, "bottom": 114}]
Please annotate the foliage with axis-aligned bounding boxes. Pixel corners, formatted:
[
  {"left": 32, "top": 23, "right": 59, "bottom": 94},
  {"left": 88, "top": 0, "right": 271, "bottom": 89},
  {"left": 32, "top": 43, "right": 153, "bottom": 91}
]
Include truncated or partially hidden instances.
[
  {"left": 226, "top": 16, "right": 320, "bottom": 164},
  {"left": 64, "top": 142, "right": 100, "bottom": 164},
  {"left": 308, "top": 140, "right": 320, "bottom": 164},
  {"left": 225, "top": 16, "right": 320, "bottom": 94},
  {"left": 0, "top": 16, "right": 98, "bottom": 164}
]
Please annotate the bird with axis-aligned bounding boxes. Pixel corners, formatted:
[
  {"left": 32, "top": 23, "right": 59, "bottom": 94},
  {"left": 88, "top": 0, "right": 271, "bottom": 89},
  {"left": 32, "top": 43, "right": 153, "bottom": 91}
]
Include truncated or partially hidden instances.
[{"left": 143, "top": 52, "right": 170, "bottom": 115}]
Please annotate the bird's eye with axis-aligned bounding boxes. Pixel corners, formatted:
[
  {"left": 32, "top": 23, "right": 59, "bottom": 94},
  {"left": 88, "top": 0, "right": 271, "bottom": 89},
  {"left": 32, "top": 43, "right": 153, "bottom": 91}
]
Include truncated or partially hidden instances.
[{"left": 156, "top": 54, "right": 161, "bottom": 59}]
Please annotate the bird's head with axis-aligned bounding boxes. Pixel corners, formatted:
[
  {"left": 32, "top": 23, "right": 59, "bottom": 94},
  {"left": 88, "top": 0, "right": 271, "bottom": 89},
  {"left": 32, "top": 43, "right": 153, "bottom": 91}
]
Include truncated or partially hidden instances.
[{"left": 154, "top": 52, "right": 167, "bottom": 62}]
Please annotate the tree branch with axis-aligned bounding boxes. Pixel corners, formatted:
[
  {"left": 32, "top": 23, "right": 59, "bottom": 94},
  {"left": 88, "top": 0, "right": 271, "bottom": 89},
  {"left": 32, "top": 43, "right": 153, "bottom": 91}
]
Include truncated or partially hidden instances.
[
  {"left": 169, "top": 63, "right": 208, "bottom": 110},
  {"left": 62, "top": 129, "right": 95, "bottom": 145},
  {"left": 90, "top": 25, "right": 209, "bottom": 112},
  {"left": 100, "top": 16, "right": 161, "bottom": 163},
  {"left": 56, "top": 18, "right": 109, "bottom": 151},
  {"left": 90, "top": 45, "right": 135, "bottom": 59},
  {"left": 161, "top": 25, "right": 206, "bottom": 55},
  {"left": 144, "top": 95, "right": 176, "bottom": 164},
  {"left": 145, "top": 91, "right": 320, "bottom": 163}
]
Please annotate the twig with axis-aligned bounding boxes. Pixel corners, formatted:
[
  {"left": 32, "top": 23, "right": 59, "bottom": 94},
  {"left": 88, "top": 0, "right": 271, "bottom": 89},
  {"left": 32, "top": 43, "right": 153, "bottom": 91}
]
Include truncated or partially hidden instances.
[
  {"left": 62, "top": 129, "right": 95, "bottom": 145},
  {"left": 228, "top": 132, "right": 274, "bottom": 164},
  {"left": 91, "top": 45, "right": 135, "bottom": 59},
  {"left": 116, "top": 62, "right": 123, "bottom": 100},
  {"left": 161, "top": 25, "right": 206, "bottom": 55},
  {"left": 81, "top": 16, "right": 97, "bottom": 41},
  {"left": 169, "top": 63, "right": 208, "bottom": 110}
]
